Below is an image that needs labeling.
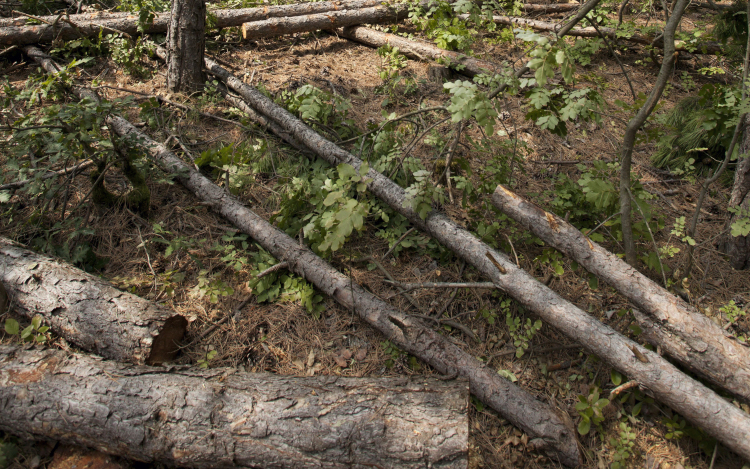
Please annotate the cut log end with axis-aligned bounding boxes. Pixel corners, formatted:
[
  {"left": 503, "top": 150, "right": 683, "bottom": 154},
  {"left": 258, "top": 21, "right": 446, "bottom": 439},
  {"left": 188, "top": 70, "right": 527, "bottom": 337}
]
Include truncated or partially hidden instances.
[{"left": 146, "top": 315, "right": 189, "bottom": 365}]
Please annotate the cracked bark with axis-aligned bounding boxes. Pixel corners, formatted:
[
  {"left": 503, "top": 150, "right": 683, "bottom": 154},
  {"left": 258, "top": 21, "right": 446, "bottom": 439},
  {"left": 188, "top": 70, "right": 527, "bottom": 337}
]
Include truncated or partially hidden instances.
[
  {"left": 0, "top": 345, "right": 469, "bottom": 468},
  {"left": 0, "top": 237, "right": 187, "bottom": 365},
  {"left": 491, "top": 185, "right": 750, "bottom": 403},
  {"left": 24, "top": 45, "right": 582, "bottom": 467},
  {"left": 725, "top": 114, "right": 750, "bottom": 269},
  {"left": 166, "top": 0, "right": 206, "bottom": 93},
  {"left": 203, "top": 56, "right": 750, "bottom": 461}
]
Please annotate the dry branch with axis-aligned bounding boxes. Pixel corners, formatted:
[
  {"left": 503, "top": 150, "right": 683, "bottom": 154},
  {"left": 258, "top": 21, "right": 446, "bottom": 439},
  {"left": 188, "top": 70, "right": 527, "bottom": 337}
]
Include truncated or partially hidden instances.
[
  {"left": 340, "top": 26, "right": 502, "bottom": 77},
  {"left": 0, "top": 237, "right": 187, "bottom": 365},
  {"left": 474, "top": 14, "right": 724, "bottom": 54},
  {"left": 491, "top": 185, "right": 750, "bottom": 403},
  {"left": 23, "top": 46, "right": 582, "bottom": 467},
  {"left": 202, "top": 54, "right": 750, "bottom": 461},
  {"left": 0, "top": 345, "right": 469, "bottom": 468},
  {"left": 521, "top": 2, "right": 580, "bottom": 11},
  {"left": 0, "top": 160, "right": 93, "bottom": 191},
  {"left": 241, "top": 5, "right": 407, "bottom": 39},
  {"left": 0, "top": 0, "right": 387, "bottom": 45}
]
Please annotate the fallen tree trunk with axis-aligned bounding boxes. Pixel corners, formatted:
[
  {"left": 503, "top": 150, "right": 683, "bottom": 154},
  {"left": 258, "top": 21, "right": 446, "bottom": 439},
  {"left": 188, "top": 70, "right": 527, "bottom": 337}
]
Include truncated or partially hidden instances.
[
  {"left": 475, "top": 14, "right": 724, "bottom": 55},
  {"left": 241, "top": 6, "right": 407, "bottom": 40},
  {"left": 25, "top": 45, "right": 581, "bottom": 467},
  {"left": 0, "top": 237, "right": 187, "bottom": 365},
  {"left": 340, "top": 26, "right": 502, "bottom": 77},
  {"left": 490, "top": 185, "right": 750, "bottom": 403},
  {"left": 0, "top": 0, "right": 388, "bottom": 45},
  {"left": 0, "top": 345, "right": 469, "bottom": 468},
  {"left": 521, "top": 3, "right": 580, "bottom": 12},
  {"left": 202, "top": 55, "right": 750, "bottom": 461}
]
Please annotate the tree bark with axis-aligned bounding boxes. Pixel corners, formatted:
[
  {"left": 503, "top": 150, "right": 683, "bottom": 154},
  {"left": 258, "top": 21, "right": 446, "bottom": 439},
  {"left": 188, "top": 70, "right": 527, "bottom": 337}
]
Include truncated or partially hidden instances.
[
  {"left": 0, "top": 345, "right": 469, "bottom": 468},
  {"left": 241, "top": 6, "right": 407, "bottom": 40},
  {"left": 0, "top": 237, "right": 187, "bottom": 365},
  {"left": 490, "top": 185, "right": 750, "bottom": 403},
  {"left": 22, "top": 46, "right": 583, "bottom": 468},
  {"left": 339, "top": 26, "right": 503, "bottom": 77},
  {"left": 0, "top": 0, "right": 385, "bottom": 45},
  {"left": 166, "top": 0, "right": 206, "bottom": 93},
  {"left": 725, "top": 115, "right": 750, "bottom": 269},
  {"left": 202, "top": 55, "right": 750, "bottom": 462},
  {"left": 477, "top": 14, "right": 724, "bottom": 54}
]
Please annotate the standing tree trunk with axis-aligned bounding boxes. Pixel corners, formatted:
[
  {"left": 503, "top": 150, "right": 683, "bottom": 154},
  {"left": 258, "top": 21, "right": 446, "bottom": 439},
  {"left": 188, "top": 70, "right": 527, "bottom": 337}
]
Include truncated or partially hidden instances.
[
  {"left": 166, "top": 0, "right": 206, "bottom": 93},
  {"left": 725, "top": 115, "right": 750, "bottom": 269}
]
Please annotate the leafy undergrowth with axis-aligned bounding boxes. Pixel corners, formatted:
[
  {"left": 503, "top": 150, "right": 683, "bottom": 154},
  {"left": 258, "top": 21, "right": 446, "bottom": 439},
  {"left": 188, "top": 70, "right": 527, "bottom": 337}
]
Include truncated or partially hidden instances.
[{"left": 1, "top": 0, "right": 750, "bottom": 467}]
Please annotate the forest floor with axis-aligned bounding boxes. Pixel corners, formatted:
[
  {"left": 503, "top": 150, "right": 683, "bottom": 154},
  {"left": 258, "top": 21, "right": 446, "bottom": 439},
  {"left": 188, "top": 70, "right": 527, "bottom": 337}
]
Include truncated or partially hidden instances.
[{"left": 2, "top": 3, "right": 750, "bottom": 468}]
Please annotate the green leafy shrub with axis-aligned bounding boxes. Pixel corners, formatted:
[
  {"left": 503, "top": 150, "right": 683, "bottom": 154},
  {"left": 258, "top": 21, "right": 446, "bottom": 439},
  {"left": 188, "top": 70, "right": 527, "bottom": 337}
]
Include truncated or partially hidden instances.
[{"left": 652, "top": 84, "right": 748, "bottom": 176}]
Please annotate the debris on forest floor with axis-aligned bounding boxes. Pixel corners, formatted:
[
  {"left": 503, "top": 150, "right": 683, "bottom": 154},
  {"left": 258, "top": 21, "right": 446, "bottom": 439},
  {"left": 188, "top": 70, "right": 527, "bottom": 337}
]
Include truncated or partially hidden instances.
[{"left": 2, "top": 1, "right": 750, "bottom": 467}]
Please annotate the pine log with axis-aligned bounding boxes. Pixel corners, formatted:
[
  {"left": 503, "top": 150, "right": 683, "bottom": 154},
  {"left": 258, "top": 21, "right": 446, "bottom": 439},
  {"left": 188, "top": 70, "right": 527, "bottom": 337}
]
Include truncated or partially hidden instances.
[
  {"left": 0, "top": 237, "right": 187, "bottom": 365},
  {"left": 0, "top": 345, "right": 469, "bottom": 468},
  {"left": 25, "top": 45, "right": 582, "bottom": 467},
  {"left": 201, "top": 55, "right": 750, "bottom": 461},
  {"left": 490, "top": 185, "right": 750, "bottom": 403},
  {"left": 241, "top": 6, "right": 407, "bottom": 40},
  {"left": 0, "top": 0, "right": 386, "bottom": 45},
  {"left": 521, "top": 3, "right": 580, "bottom": 11},
  {"left": 340, "top": 25, "right": 502, "bottom": 77},
  {"left": 474, "top": 14, "right": 724, "bottom": 55}
]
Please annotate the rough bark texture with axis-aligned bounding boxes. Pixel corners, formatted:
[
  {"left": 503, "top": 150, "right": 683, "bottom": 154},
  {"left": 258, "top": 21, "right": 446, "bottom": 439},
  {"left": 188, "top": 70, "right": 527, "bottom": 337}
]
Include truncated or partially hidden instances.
[
  {"left": 491, "top": 185, "right": 750, "bottom": 403},
  {"left": 340, "top": 26, "right": 502, "bottom": 77},
  {"left": 24, "top": 46, "right": 582, "bottom": 468},
  {"left": 0, "top": 237, "right": 187, "bottom": 365},
  {"left": 166, "top": 0, "right": 206, "bottom": 92},
  {"left": 725, "top": 114, "right": 750, "bottom": 269},
  {"left": 0, "top": 0, "right": 384, "bottom": 45},
  {"left": 521, "top": 2, "right": 580, "bottom": 11},
  {"left": 0, "top": 345, "right": 469, "bottom": 468},
  {"left": 203, "top": 56, "right": 750, "bottom": 461},
  {"left": 476, "top": 15, "right": 724, "bottom": 54},
  {"left": 241, "top": 6, "right": 407, "bottom": 39}
]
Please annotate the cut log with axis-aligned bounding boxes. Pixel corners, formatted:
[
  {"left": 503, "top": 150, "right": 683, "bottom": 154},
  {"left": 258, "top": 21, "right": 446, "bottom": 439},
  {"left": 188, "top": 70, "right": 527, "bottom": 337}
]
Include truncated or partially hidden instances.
[
  {"left": 0, "top": 0, "right": 387, "bottom": 45},
  {"left": 241, "top": 6, "right": 407, "bottom": 40},
  {"left": 201, "top": 55, "right": 750, "bottom": 461},
  {"left": 521, "top": 3, "right": 580, "bottom": 11},
  {"left": 340, "top": 25, "right": 502, "bottom": 77},
  {"left": 0, "top": 237, "right": 187, "bottom": 365},
  {"left": 490, "top": 185, "right": 750, "bottom": 403},
  {"left": 24, "top": 45, "right": 582, "bottom": 467},
  {"left": 0, "top": 345, "right": 469, "bottom": 468},
  {"left": 473, "top": 14, "right": 725, "bottom": 55}
]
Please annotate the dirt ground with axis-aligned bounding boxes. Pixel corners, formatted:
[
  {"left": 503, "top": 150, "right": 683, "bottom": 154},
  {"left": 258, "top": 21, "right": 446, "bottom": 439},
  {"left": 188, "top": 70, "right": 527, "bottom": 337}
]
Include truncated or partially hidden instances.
[{"left": 2, "top": 4, "right": 750, "bottom": 468}]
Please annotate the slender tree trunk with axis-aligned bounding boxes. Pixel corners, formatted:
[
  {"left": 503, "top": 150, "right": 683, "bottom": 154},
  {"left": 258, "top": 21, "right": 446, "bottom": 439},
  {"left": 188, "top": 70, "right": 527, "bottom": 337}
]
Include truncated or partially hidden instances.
[
  {"left": 166, "top": 0, "right": 206, "bottom": 93},
  {"left": 725, "top": 115, "right": 750, "bottom": 269},
  {"left": 201, "top": 54, "right": 750, "bottom": 462},
  {"left": 0, "top": 237, "right": 187, "bottom": 365},
  {"left": 0, "top": 345, "right": 469, "bottom": 468},
  {"left": 490, "top": 186, "right": 750, "bottom": 402},
  {"left": 619, "top": 0, "right": 688, "bottom": 266}
]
